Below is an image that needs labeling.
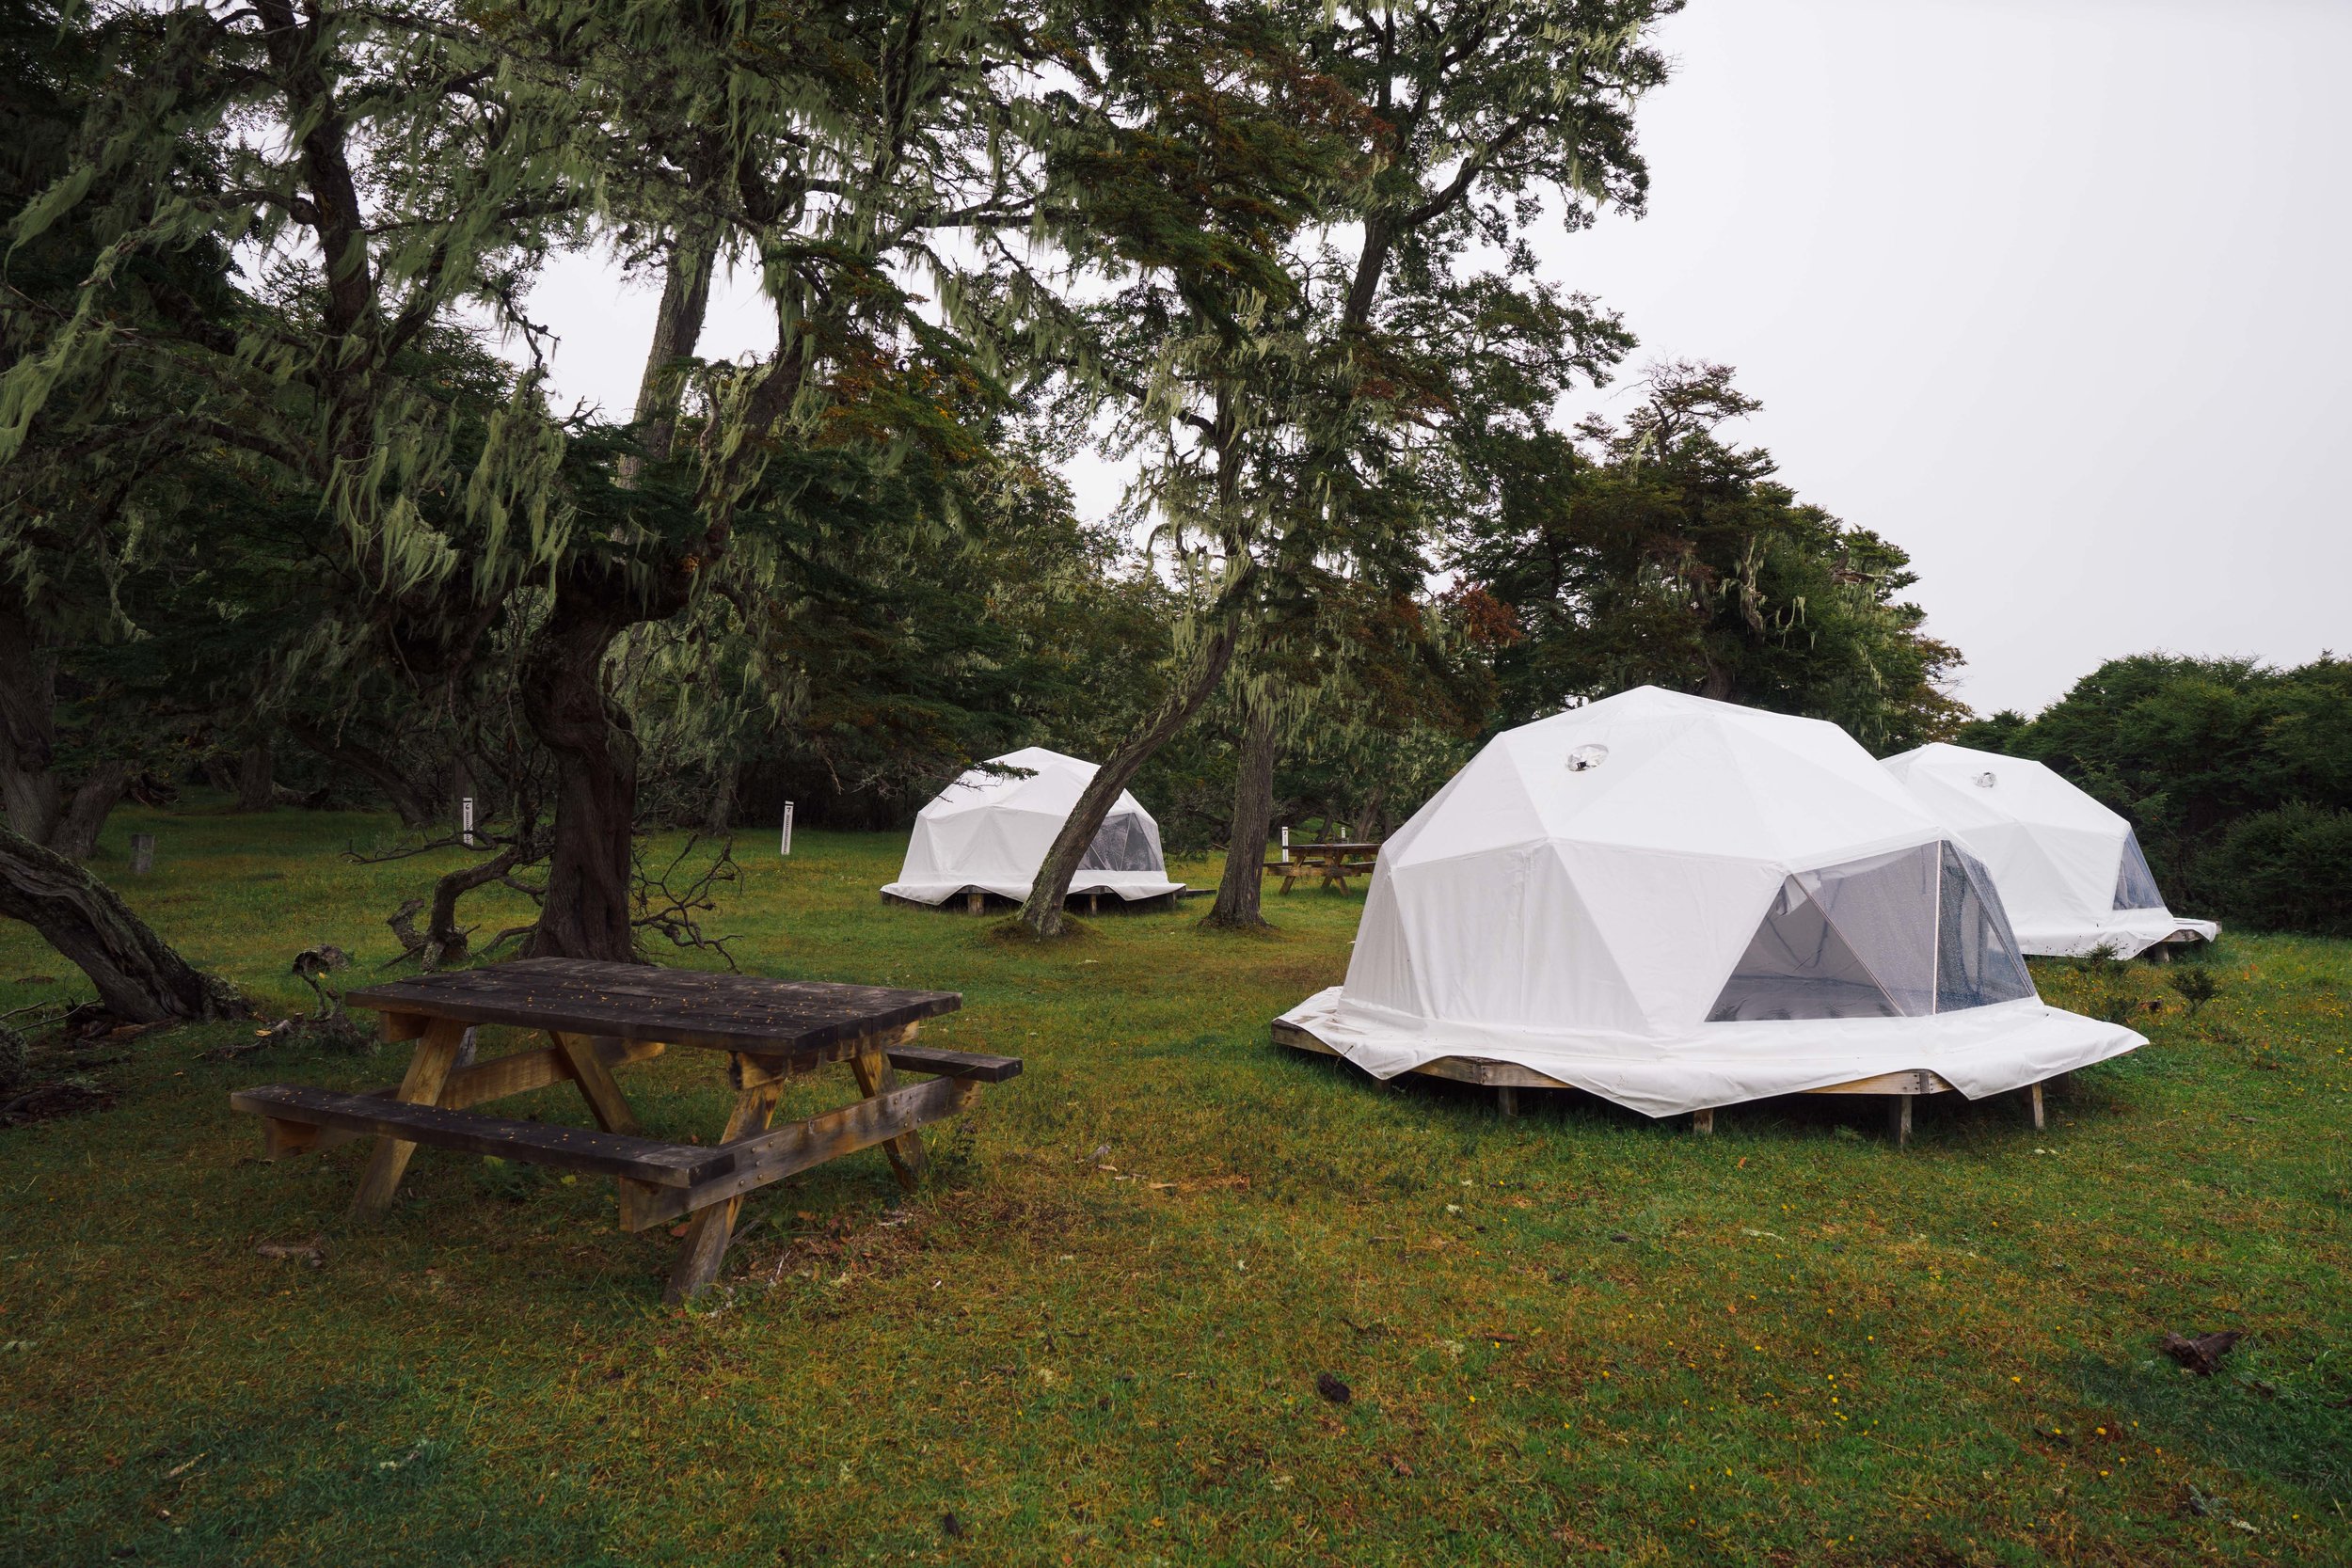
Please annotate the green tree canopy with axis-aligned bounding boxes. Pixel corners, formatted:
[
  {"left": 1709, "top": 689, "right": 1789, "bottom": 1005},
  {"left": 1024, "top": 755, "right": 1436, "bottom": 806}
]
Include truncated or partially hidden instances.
[{"left": 1453, "top": 362, "right": 1966, "bottom": 752}]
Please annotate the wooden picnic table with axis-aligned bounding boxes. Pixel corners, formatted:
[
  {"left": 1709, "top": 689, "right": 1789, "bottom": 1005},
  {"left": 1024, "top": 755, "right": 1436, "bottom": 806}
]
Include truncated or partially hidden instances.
[
  {"left": 1263, "top": 840, "right": 1381, "bottom": 895},
  {"left": 230, "top": 958, "right": 1019, "bottom": 1302}
]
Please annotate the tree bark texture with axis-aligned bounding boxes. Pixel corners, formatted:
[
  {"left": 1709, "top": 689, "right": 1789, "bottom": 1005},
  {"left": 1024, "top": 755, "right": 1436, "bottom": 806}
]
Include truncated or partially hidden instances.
[
  {"left": 45, "top": 760, "right": 129, "bottom": 861},
  {"left": 1015, "top": 610, "right": 1246, "bottom": 939},
  {"left": 394, "top": 841, "right": 526, "bottom": 970},
  {"left": 1016, "top": 382, "right": 1257, "bottom": 939},
  {"left": 1203, "top": 690, "right": 1279, "bottom": 928},
  {"left": 518, "top": 575, "right": 644, "bottom": 962},
  {"left": 234, "top": 743, "right": 275, "bottom": 813},
  {"left": 0, "top": 823, "right": 246, "bottom": 1022},
  {"left": 622, "top": 235, "right": 718, "bottom": 479},
  {"left": 0, "top": 603, "right": 129, "bottom": 857},
  {"left": 704, "top": 757, "right": 739, "bottom": 836},
  {"left": 516, "top": 234, "right": 719, "bottom": 959},
  {"left": 0, "top": 603, "right": 63, "bottom": 847}
]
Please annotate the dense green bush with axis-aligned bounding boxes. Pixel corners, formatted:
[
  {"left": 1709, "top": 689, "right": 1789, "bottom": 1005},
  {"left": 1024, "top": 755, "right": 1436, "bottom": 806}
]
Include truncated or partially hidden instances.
[{"left": 2202, "top": 804, "right": 2352, "bottom": 937}]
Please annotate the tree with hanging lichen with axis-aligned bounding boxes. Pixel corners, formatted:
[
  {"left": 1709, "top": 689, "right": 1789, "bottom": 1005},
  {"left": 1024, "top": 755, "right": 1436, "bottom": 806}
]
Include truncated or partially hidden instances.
[
  {"left": 635, "top": 422, "right": 1159, "bottom": 834},
  {"left": 1191, "top": 0, "right": 1674, "bottom": 929},
  {"left": 0, "top": 0, "right": 260, "bottom": 1018},
  {"left": 6, "top": 0, "right": 1055, "bottom": 964},
  {"left": 1003, "top": 0, "right": 1380, "bottom": 939},
  {"left": 1, "top": 0, "right": 599, "bottom": 992},
  {"left": 1002, "top": 0, "right": 1673, "bottom": 936},
  {"left": 401, "top": 0, "right": 1064, "bottom": 958},
  {"left": 1188, "top": 568, "right": 1491, "bottom": 924}
]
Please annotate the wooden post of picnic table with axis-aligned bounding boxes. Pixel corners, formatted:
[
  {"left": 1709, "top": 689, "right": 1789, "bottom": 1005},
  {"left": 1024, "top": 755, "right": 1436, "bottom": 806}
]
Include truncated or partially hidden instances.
[{"left": 230, "top": 958, "right": 1020, "bottom": 1303}]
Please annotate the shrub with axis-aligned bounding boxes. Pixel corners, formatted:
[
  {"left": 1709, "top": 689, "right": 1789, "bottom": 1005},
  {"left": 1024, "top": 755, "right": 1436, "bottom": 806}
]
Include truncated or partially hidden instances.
[
  {"left": 2051, "top": 943, "right": 2141, "bottom": 1024},
  {"left": 2166, "top": 964, "right": 2219, "bottom": 1017},
  {"left": 2202, "top": 804, "right": 2352, "bottom": 937}
]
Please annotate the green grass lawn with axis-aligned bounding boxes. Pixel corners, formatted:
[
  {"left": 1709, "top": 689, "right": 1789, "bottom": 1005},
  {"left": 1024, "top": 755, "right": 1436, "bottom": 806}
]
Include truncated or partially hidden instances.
[{"left": 1, "top": 802, "right": 2347, "bottom": 1566}]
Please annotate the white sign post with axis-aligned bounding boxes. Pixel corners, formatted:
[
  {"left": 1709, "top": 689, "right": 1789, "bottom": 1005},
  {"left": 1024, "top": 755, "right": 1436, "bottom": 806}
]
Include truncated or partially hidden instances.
[
  {"left": 1279, "top": 825, "right": 1291, "bottom": 863},
  {"left": 780, "top": 801, "right": 795, "bottom": 856},
  {"left": 460, "top": 796, "right": 476, "bottom": 847}
]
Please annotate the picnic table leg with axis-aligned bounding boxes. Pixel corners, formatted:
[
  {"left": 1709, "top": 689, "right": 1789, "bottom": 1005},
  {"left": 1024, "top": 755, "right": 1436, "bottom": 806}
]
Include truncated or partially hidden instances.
[
  {"left": 851, "top": 1043, "right": 927, "bottom": 1191},
  {"left": 850, "top": 1045, "right": 927, "bottom": 1191},
  {"left": 349, "top": 1017, "right": 469, "bottom": 1218},
  {"left": 666, "top": 1075, "right": 785, "bottom": 1305},
  {"left": 549, "top": 1030, "right": 643, "bottom": 1134}
]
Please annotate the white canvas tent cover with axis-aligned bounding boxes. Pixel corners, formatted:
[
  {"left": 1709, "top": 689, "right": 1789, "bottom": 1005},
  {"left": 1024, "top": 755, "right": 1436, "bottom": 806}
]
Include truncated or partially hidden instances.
[
  {"left": 882, "top": 747, "right": 1184, "bottom": 906},
  {"left": 1278, "top": 688, "right": 2142, "bottom": 1117},
  {"left": 1882, "top": 742, "right": 2218, "bottom": 958}
]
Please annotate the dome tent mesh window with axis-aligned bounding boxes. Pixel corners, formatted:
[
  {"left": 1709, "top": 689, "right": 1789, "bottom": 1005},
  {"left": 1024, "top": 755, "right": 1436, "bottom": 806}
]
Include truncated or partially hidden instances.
[
  {"left": 1938, "top": 842, "right": 2036, "bottom": 1008},
  {"left": 1078, "top": 810, "right": 1164, "bottom": 873},
  {"left": 2112, "top": 831, "right": 2165, "bottom": 911},
  {"left": 1709, "top": 841, "right": 2035, "bottom": 1022}
]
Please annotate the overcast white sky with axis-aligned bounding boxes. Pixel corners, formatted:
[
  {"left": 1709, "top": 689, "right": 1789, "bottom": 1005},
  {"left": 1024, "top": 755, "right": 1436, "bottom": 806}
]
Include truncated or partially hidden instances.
[{"left": 521, "top": 0, "right": 2352, "bottom": 718}]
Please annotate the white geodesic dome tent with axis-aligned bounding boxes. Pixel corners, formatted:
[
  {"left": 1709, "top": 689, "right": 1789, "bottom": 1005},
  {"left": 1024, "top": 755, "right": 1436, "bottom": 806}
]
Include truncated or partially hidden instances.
[
  {"left": 882, "top": 747, "right": 1183, "bottom": 907},
  {"left": 1278, "top": 688, "right": 2142, "bottom": 1117},
  {"left": 1882, "top": 742, "right": 2218, "bottom": 958}
]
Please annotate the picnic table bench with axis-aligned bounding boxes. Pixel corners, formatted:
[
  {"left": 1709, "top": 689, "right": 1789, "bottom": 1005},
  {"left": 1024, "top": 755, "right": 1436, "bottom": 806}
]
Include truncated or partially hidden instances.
[
  {"left": 230, "top": 958, "right": 1018, "bottom": 1302},
  {"left": 1263, "top": 841, "right": 1381, "bottom": 894}
]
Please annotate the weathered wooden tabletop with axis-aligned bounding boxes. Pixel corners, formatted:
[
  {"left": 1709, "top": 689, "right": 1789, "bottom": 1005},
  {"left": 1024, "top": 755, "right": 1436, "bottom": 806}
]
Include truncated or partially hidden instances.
[
  {"left": 242, "top": 958, "right": 1008, "bottom": 1302},
  {"left": 342, "top": 956, "right": 961, "bottom": 1056}
]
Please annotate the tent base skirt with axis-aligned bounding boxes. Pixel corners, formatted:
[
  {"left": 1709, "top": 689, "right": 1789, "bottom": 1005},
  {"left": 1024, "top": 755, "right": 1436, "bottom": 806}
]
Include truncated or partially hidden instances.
[
  {"left": 1272, "top": 988, "right": 2137, "bottom": 1129},
  {"left": 882, "top": 879, "right": 1185, "bottom": 916},
  {"left": 2014, "top": 915, "right": 2220, "bottom": 959},
  {"left": 1273, "top": 1017, "right": 2056, "bottom": 1148}
]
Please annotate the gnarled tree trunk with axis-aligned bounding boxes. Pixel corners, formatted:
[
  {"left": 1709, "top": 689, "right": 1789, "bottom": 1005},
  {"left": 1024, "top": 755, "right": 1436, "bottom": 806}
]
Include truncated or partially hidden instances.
[
  {"left": 704, "top": 757, "right": 739, "bottom": 835},
  {"left": 623, "top": 232, "right": 718, "bottom": 477},
  {"left": 234, "top": 743, "right": 275, "bottom": 813},
  {"left": 0, "top": 604, "right": 131, "bottom": 858},
  {"left": 1017, "top": 385, "right": 1257, "bottom": 940},
  {"left": 518, "top": 575, "right": 644, "bottom": 962},
  {"left": 46, "top": 760, "right": 130, "bottom": 861},
  {"left": 1203, "top": 689, "right": 1279, "bottom": 929},
  {"left": 0, "top": 603, "right": 59, "bottom": 846},
  {"left": 0, "top": 823, "right": 246, "bottom": 1022},
  {"left": 1015, "top": 607, "right": 1247, "bottom": 940},
  {"left": 517, "top": 237, "right": 718, "bottom": 961}
]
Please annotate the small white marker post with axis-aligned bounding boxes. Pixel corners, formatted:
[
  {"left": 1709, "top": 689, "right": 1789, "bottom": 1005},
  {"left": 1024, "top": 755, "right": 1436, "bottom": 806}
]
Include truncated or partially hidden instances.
[
  {"left": 460, "top": 795, "right": 476, "bottom": 847},
  {"left": 779, "top": 801, "right": 795, "bottom": 856},
  {"left": 1279, "top": 825, "right": 1291, "bottom": 863}
]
